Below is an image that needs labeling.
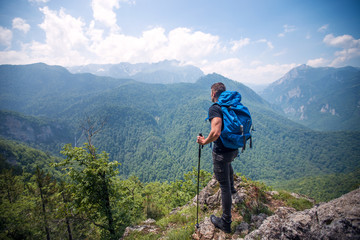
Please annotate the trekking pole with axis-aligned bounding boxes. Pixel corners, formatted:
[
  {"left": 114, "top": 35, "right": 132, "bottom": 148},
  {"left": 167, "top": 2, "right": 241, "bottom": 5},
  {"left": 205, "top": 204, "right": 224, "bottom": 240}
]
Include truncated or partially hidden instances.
[{"left": 196, "top": 133, "right": 203, "bottom": 229}]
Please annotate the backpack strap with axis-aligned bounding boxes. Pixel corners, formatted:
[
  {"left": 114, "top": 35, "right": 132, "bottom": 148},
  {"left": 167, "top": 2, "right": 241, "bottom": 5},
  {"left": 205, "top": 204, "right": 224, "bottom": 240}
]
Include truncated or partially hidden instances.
[
  {"left": 241, "top": 135, "right": 246, "bottom": 153},
  {"left": 250, "top": 125, "right": 255, "bottom": 149}
]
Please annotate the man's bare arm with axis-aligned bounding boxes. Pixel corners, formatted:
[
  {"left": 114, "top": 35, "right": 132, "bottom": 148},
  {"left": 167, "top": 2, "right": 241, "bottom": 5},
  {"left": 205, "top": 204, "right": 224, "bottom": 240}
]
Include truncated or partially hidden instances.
[{"left": 197, "top": 117, "right": 222, "bottom": 145}]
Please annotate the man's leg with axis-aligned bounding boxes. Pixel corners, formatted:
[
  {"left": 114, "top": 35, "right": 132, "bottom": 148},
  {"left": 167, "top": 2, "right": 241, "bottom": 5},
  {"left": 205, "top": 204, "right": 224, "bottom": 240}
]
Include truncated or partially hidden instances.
[
  {"left": 213, "top": 159, "right": 232, "bottom": 222},
  {"left": 230, "top": 163, "right": 236, "bottom": 193}
]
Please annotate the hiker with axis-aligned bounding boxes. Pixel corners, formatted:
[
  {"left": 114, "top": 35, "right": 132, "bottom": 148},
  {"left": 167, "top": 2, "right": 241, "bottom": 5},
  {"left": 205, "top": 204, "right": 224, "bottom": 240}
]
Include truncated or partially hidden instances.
[{"left": 197, "top": 82, "right": 238, "bottom": 233}]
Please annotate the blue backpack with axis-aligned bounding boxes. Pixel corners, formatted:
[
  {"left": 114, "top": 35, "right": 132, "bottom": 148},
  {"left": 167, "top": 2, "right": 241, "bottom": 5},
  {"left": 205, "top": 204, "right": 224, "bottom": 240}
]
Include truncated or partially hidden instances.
[{"left": 214, "top": 91, "right": 253, "bottom": 152}]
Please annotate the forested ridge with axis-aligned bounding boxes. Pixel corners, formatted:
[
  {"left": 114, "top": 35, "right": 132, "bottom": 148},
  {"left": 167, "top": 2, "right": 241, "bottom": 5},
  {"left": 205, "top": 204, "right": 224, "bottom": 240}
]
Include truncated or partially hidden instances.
[
  {"left": 0, "top": 63, "right": 359, "bottom": 190},
  {"left": 0, "top": 137, "right": 213, "bottom": 239},
  {"left": 0, "top": 63, "right": 359, "bottom": 238}
]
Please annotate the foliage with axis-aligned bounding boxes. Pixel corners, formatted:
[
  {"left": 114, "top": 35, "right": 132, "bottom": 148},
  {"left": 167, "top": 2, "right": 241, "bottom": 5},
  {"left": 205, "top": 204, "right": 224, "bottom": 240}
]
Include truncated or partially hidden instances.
[
  {"left": 54, "top": 143, "right": 121, "bottom": 239},
  {"left": 0, "top": 140, "right": 211, "bottom": 239},
  {"left": 272, "top": 190, "right": 313, "bottom": 211},
  {"left": 235, "top": 174, "right": 273, "bottom": 224},
  {"left": 1, "top": 65, "right": 359, "bottom": 196},
  {"left": 125, "top": 231, "right": 161, "bottom": 240},
  {"left": 0, "top": 137, "right": 62, "bottom": 177},
  {"left": 0, "top": 64, "right": 359, "bottom": 239},
  {"left": 0, "top": 110, "right": 72, "bottom": 156},
  {"left": 156, "top": 206, "right": 197, "bottom": 240},
  {"left": 0, "top": 169, "right": 96, "bottom": 240},
  {"left": 2, "top": 67, "right": 359, "bottom": 198},
  {"left": 273, "top": 168, "right": 360, "bottom": 202}
]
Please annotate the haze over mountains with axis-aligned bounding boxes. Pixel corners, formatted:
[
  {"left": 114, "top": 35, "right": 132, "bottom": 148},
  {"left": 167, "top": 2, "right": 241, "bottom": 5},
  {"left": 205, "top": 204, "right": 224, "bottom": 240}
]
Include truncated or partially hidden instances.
[
  {"left": 67, "top": 60, "right": 204, "bottom": 84},
  {"left": 0, "top": 62, "right": 359, "bottom": 202},
  {"left": 261, "top": 64, "right": 360, "bottom": 131},
  {"left": 68, "top": 61, "right": 360, "bottom": 132}
]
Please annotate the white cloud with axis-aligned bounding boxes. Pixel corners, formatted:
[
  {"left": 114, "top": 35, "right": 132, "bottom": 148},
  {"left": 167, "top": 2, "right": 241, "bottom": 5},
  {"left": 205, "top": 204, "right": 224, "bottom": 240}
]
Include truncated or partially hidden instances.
[
  {"left": 323, "top": 34, "right": 360, "bottom": 66},
  {"left": 166, "top": 28, "right": 220, "bottom": 61},
  {"left": 87, "top": 27, "right": 221, "bottom": 64},
  {"left": 278, "top": 24, "right": 296, "bottom": 37},
  {"left": 0, "top": 26, "right": 12, "bottom": 47},
  {"left": 273, "top": 49, "right": 287, "bottom": 57},
  {"left": 240, "top": 63, "right": 298, "bottom": 85},
  {"left": 267, "top": 41, "right": 274, "bottom": 49},
  {"left": 0, "top": 49, "right": 31, "bottom": 64},
  {"left": 331, "top": 48, "right": 360, "bottom": 66},
  {"left": 201, "top": 58, "right": 243, "bottom": 78},
  {"left": 0, "top": 5, "right": 328, "bottom": 86},
  {"left": 201, "top": 58, "right": 297, "bottom": 85},
  {"left": 27, "top": 7, "right": 90, "bottom": 65},
  {"left": 307, "top": 58, "right": 328, "bottom": 67},
  {"left": 1, "top": 3, "right": 222, "bottom": 67},
  {"left": 231, "top": 38, "right": 250, "bottom": 51},
  {"left": 318, "top": 24, "right": 329, "bottom": 32},
  {"left": 284, "top": 24, "right": 296, "bottom": 32},
  {"left": 324, "top": 34, "right": 360, "bottom": 49},
  {"left": 12, "top": 18, "right": 31, "bottom": 33},
  {"left": 250, "top": 60, "right": 262, "bottom": 66},
  {"left": 91, "top": 0, "right": 134, "bottom": 32},
  {"left": 256, "top": 39, "right": 274, "bottom": 49}
]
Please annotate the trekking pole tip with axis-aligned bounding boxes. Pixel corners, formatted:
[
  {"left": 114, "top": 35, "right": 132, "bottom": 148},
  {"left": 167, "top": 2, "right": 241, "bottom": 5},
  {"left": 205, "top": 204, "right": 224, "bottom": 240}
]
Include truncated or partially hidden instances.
[{"left": 196, "top": 223, "right": 200, "bottom": 229}]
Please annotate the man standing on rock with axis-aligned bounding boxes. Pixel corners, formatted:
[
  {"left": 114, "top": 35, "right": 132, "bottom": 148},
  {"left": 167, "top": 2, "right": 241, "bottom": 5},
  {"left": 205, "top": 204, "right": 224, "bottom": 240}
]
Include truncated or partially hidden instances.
[{"left": 197, "top": 82, "right": 238, "bottom": 233}]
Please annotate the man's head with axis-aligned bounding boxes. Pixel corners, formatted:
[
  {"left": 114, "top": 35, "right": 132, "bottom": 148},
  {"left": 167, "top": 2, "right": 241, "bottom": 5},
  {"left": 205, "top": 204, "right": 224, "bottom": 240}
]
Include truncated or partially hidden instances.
[{"left": 211, "top": 82, "right": 226, "bottom": 102}]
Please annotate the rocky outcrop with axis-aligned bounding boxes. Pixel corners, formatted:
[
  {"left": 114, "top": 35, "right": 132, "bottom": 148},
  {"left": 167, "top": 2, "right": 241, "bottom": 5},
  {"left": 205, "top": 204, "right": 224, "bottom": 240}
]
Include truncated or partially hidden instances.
[
  {"left": 121, "top": 175, "right": 360, "bottom": 240},
  {"left": 245, "top": 188, "right": 360, "bottom": 240},
  {"left": 192, "top": 177, "right": 359, "bottom": 240},
  {"left": 121, "top": 219, "right": 160, "bottom": 239}
]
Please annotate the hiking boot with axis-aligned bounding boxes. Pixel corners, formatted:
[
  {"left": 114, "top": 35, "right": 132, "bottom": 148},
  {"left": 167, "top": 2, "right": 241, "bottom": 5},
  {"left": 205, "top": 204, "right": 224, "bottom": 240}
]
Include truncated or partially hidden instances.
[{"left": 210, "top": 215, "right": 231, "bottom": 233}]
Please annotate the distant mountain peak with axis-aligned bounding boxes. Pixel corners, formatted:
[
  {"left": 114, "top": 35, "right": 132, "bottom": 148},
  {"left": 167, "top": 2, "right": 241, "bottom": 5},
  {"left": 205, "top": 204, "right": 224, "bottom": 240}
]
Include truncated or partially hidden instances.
[
  {"left": 296, "top": 64, "right": 312, "bottom": 70},
  {"left": 273, "top": 64, "right": 312, "bottom": 85},
  {"left": 261, "top": 65, "right": 360, "bottom": 131},
  {"left": 67, "top": 60, "right": 204, "bottom": 84}
]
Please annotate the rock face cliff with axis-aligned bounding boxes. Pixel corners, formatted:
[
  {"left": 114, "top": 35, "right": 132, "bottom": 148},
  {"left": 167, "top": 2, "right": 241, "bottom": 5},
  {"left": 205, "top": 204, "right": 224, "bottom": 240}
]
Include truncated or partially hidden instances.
[
  {"left": 121, "top": 175, "right": 360, "bottom": 239},
  {"left": 0, "top": 111, "right": 72, "bottom": 146}
]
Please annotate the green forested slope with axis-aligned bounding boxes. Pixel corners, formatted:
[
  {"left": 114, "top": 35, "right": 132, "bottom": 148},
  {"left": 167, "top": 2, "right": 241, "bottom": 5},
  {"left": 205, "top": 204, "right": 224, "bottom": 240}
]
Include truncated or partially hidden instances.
[
  {"left": 274, "top": 169, "right": 360, "bottom": 202},
  {"left": 1, "top": 63, "right": 359, "bottom": 240},
  {"left": 0, "top": 63, "right": 131, "bottom": 115},
  {"left": 0, "top": 138, "right": 62, "bottom": 177},
  {"left": 0, "top": 64, "right": 359, "bottom": 189},
  {"left": 0, "top": 110, "right": 72, "bottom": 156}
]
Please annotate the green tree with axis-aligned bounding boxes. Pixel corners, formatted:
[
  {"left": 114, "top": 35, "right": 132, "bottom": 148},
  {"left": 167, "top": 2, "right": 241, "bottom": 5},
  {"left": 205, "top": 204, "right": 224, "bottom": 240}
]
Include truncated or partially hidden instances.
[
  {"left": 0, "top": 170, "right": 35, "bottom": 239},
  {"left": 33, "top": 167, "right": 57, "bottom": 240},
  {"left": 55, "top": 135, "right": 120, "bottom": 239}
]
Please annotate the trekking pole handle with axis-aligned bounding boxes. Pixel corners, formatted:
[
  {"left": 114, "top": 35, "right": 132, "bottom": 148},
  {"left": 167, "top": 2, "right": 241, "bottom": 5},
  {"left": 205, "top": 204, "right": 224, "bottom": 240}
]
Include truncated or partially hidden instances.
[{"left": 198, "top": 133, "right": 204, "bottom": 149}]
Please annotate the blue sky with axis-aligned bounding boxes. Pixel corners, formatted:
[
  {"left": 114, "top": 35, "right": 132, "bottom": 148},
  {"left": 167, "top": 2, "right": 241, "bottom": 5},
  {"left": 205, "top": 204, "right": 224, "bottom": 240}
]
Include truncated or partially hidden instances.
[{"left": 0, "top": 0, "right": 359, "bottom": 85}]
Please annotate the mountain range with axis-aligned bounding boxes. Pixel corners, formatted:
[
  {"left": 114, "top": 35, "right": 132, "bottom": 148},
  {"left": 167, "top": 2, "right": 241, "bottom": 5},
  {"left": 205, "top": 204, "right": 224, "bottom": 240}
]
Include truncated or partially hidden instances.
[
  {"left": 67, "top": 60, "right": 204, "bottom": 84},
  {"left": 261, "top": 64, "right": 360, "bottom": 131},
  {"left": 0, "top": 62, "right": 359, "bottom": 201}
]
